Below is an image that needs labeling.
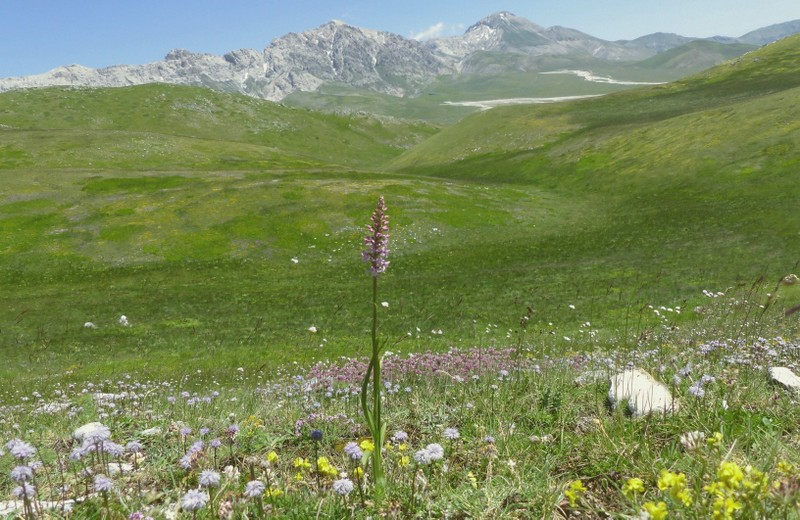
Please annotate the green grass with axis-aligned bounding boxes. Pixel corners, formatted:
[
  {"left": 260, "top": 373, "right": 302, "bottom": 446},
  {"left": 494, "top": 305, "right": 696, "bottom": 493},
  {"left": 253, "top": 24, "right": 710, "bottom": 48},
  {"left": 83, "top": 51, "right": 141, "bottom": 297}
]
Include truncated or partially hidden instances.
[
  {"left": 1, "top": 295, "right": 799, "bottom": 518},
  {"left": 0, "top": 84, "right": 438, "bottom": 170},
  {"left": 1, "top": 36, "right": 800, "bottom": 395},
  {"left": 2, "top": 33, "right": 800, "bottom": 520}
]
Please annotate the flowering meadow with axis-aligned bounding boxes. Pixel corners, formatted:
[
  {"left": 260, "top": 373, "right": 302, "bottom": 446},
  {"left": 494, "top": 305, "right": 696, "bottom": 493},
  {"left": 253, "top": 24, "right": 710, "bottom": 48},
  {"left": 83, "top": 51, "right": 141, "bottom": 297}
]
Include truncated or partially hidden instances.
[
  {"left": 3, "top": 198, "right": 800, "bottom": 519},
  {"left": 2, "top": 281, "right": 800, "bottom": 519}
]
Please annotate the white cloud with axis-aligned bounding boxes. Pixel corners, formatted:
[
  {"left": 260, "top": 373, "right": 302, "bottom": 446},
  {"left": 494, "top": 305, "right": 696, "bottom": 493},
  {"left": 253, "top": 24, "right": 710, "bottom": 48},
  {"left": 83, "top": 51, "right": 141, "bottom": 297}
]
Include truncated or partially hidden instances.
[{"left": 410, "top": 22, "right": 446, "bottom": 41}]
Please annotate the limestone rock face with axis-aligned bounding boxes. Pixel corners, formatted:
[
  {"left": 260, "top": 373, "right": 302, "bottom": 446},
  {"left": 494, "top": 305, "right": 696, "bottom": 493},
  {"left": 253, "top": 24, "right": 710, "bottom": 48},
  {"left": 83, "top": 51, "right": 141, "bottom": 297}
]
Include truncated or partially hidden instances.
[
  {"left": 769, "top": 366, "right": 800, "bottom": 393},
  {"left": 608, "top": 368, "right": 677, "bottom": 417},
  {"left": 6, "top": 12, "right": 795, "bottom": 102}
]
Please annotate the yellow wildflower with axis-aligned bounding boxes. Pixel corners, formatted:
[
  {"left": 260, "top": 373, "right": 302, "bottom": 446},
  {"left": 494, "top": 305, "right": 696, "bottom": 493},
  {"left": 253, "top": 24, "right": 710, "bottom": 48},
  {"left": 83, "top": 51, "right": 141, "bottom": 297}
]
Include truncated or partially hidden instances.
[
  {"left": 565, "top": 479, "right": 587, "bottom": 507},
  {"left": 622, "top": 477, "right": 645, "bottom": 498},
  {"left": 658, "top": 470, "right": 691, "bottom": 506},
  {"left": 316, "top": 457, "right": 339, "bottom": 478},
  {"left": 742, "top": 466, "right": 769, "bottom": 499},
  {"left": 467, "top": 471, "right": 478, "bottom": 489},
  {"left": 642, "top": 501, "right": 668, "bottom": 520},
  {"left": 707, "top": 432, "right": 724, "bottom": 449},
  {"left": 711, "top": 495, "right": 742, "bottom": 520},
  {"left": 657, "top": 470, "right": 685, "bottom": 492},
  {"left": 717, "top": 462, "right": 744, "bottom": 490},
  {"left": 293, "top": 457, "right": 311, "bottom": 470},
  {"left": 266, "top": 451, "right": 279, "bottom": 464},
  {"left": 360, "top": 439, "right": 375, "bottom": 452},
  {"left": 675, "top": 488, "right": 693, "bottom": 506},
  {"left": 398, "top": 455, "right": 410, "bottom": 467},
  {"left": 242, "top": 415, "right": 263, "bottom": 429},
  {"left": 776, "top": 460, "right": 794, "bottom": 476},
  {"left": 353, "top": 467, "right": 364, "bottom": 479},
  {"left": 266, "top": 488, "right": 284, "bottom": 498}
]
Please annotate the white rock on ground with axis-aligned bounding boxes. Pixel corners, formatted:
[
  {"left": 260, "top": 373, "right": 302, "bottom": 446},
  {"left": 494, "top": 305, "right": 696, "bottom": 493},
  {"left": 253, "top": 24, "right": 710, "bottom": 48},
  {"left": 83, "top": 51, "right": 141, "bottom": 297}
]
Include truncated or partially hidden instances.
[
  {"left": 0, "top": 499, "right": 76, "bottom": 517},
  {"left": 608, "top": 368, "right": 678, "bottom": 417},
  {"left": 769, "top": 366, "right": 800, "bottom": 393},
  {"left": 107, "top": 462, "right": 134, "bottom": 475},
  {"left": 73, "top": 422, "right": 107, "bottom": 441},
  {"left": 141, "top": 426, "right": 162, "bottom": 437}
]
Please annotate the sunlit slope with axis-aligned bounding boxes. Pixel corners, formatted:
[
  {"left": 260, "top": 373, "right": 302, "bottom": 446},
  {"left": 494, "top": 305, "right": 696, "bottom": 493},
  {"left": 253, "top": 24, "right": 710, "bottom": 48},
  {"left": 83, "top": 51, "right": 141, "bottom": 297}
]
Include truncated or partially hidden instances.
[
  {"left": 386, "top": 33, "right": 800, "bottom": 327},
  {"left": 0, "top": 84, "right": 438, "bottom": 170},
  {"left": 390, "top": 34, "right": 800, "bottom": 171},
  {"left": 2, "top": 38, "right": 800, "bottom": 383}
]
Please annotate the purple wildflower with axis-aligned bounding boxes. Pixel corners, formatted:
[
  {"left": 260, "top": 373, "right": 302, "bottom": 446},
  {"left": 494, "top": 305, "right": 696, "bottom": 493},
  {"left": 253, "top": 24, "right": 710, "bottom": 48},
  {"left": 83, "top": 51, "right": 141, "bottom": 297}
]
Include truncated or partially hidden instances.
[
  {"left": 126, "top": 441, "right": 142, "bottom": 454},
  {"left": 362, "top": 196, "right": 390, "bottom": 277},
  {"left": 391, "top": 431, "right": 409, "bottom": 443},
  {"left": 426, "top": 443, "right": 444, "bottom": 461},
  {"left": 413, "top": 443, "right": 445, "bottom": 465},
  {"left": 224, "top": 424, "right": 239, "bottom": 438},
  {"left": 6, "top": 439, "right": 37, "bottom": 460},
  {"left": 12, "top": 482, "right": 36, "bottom": 499},
  {"left": 210, "top": 438, "right": 222, "bottom": 449},
  {"left": 343, "top": 441, "right": 363, "bottom": 461},
  {"left": 84, "top": 425, "right": 112, "bottom": 444},
  {"left": 11, "top": 465, "right": 33, "bottom": 482},
  {"left": 199, "top": 470, "right": 221, "bottom": 488},
  {"left": 181, "top": 489, "right": 208, "bottom": 511},
  {"left": 179, "top": 455, "right": 193, "bottom": 470},
  {"left": 94, "top": 474, "right": 114, "bottom": 493},
  {"left": 688, "top": 382, "right": 706, "bottom": 398},
  {"left": 102, "top": 441, "right": 125, "bottom": 457},
  {"left": 443, "top": 428, "right": 460, "bottom": 440},
  {"left": 180, "top": 427, "right": 192, "bottom": 437},
  {"left": 244, "top": 479, "right": 266, "bottom": 498},
  {"left": 332, "top": 478, "right": 355, "bottom": 496},
  {"left": 700, "top": 374, "right": 716, "bottom": 385}
]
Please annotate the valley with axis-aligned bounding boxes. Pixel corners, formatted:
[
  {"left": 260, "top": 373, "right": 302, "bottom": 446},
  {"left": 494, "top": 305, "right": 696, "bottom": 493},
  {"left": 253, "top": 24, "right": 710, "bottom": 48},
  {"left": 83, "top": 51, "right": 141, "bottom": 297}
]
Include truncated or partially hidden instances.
[{"left": 1, "top": 11, "right": 800, "bottom": 520}]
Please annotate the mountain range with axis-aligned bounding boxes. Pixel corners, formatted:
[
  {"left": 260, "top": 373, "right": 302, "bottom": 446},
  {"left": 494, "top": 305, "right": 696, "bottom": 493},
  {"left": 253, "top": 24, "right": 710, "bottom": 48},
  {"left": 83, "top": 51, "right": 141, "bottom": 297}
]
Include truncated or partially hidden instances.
[{"left": 1, "top": 12, "right": 799, "bottom": 103}]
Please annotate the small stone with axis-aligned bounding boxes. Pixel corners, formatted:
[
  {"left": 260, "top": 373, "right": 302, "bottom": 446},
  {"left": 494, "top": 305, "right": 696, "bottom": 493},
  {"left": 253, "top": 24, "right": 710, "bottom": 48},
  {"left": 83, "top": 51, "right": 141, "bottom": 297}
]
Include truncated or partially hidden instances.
[
  {"left": 574, "top": 416, "right": 601, "bottom": 435},
  {"left": 769, "top": 366, "right": 800, "bottom": 393},
  {"left": 141, "top": 426, "right": 162, "bottom": 437},
  {"left": 107, "top": 462, "right": 134, "bottom": 475},
  {"left": 529, "top": 434, "right": 555, "bottom": 444},
  {"left": 73, "top": 422, "right": 107, "bottom": 441},
  {"left": 780, "top": 274, "right": 799, "bottom": 286},
  {"left": 608, "top": 368, "right": 677, "bottom": 417}
]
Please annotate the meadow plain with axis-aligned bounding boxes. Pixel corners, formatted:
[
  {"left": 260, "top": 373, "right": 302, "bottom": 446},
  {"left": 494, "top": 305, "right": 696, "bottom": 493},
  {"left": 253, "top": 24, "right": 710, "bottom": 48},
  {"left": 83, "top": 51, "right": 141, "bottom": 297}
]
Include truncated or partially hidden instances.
[{"left": 0, "top": 34, "right": 800, "bottom": 518}]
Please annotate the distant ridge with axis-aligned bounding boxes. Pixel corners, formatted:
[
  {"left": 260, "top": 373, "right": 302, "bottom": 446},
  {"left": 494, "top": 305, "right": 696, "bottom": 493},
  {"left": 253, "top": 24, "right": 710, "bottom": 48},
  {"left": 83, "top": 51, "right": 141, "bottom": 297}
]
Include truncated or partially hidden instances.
[{"left": 1, "top": 12, "right": 798, "bottom": 102}]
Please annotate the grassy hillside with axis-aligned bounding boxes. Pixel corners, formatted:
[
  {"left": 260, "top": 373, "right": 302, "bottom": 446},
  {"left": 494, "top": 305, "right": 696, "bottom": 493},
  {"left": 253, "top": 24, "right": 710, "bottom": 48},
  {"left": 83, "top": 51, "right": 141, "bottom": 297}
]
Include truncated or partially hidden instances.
[
  {"left": 633, "top": 40, "right": 757, "bottom": 71},
  {"left": 388, "top": 34, "right": 800, "bottom": 334},
  {"left": 0, "top": 84, "right": 438, "bottom": 170},
  {"left": 2, "top": 36, "right": 800, "bottom": 392}
]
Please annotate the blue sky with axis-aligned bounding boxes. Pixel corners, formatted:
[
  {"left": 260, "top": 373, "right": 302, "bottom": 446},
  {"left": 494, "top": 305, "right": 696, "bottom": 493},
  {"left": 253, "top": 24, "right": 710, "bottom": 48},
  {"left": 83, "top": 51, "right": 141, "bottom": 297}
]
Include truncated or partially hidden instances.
[{"left": 2, "top": 0, "right": 800, "bottom": 78}]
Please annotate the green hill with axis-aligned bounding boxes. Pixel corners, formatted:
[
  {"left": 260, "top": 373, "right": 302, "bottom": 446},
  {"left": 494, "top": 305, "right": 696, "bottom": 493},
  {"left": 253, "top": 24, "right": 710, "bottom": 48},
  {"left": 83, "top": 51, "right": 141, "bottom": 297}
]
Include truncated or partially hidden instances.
[
  {"left": 633, "top": 40, "right": 757, "bottom": 71},
  {"left": 0, "top": 84, "right": 438, "bottom": 171},
  {"left": 1, "top": 36, "right": 800, "bottom": 387}
]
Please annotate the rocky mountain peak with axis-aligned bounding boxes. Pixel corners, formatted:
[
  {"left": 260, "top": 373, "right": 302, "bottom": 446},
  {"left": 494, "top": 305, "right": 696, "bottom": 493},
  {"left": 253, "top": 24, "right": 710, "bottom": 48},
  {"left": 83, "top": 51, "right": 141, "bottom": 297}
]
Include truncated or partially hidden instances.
[{"left": 2, "top": 13, "right": 798, "bottom": 103}]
